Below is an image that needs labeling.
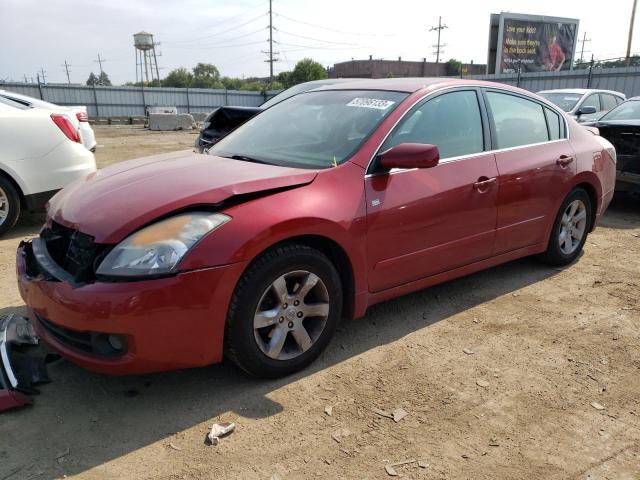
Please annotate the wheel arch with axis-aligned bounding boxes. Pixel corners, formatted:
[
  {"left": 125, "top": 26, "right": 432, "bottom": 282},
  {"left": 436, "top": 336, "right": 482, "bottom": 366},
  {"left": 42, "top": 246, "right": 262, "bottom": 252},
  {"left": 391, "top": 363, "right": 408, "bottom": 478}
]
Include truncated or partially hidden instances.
[{"left": 247, "top": 234, "right": 357, "bottom": 320}]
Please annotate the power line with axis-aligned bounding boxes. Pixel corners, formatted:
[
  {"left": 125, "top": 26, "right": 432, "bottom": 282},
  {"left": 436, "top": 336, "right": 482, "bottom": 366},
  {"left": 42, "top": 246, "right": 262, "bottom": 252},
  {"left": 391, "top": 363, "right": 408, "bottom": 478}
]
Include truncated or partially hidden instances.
[
  {"left": 274, "top": 40, "right": 371, "bottom": 51},
  {"left": 95, "top": 54, "right": 104, "bottom": 75},
  {"left": 167, "top": 27, "right": 267, "bottom": 49},
  {"left": 429, "top": 16, "right": 448, "bottom": 64},
  {"left": 274, "top": 28, "right": 359, "bottom": 46},
  {"left": 165, "top": 12, "right": 267, "bottom": 45},
  {"left": 274, "top": 12, "right": 394, "bottom": 37},
  {"left": 167, "top": 40, "right": 267, "bottom": 51}
]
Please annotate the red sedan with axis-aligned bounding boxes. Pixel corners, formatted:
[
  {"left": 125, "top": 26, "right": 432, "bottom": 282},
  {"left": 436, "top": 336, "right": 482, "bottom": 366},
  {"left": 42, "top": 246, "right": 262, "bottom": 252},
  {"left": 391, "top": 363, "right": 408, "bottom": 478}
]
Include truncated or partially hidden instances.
[{"left": 15, "top": 79, "right": 616, "bottom": 378}]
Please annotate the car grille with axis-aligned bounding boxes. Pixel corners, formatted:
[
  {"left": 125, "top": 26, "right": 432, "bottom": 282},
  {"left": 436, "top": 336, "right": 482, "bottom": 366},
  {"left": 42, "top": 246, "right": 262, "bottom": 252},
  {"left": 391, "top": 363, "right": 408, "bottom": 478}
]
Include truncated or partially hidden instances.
[{"left": 38, "top": 221, "right": 110, "bottom": 284}]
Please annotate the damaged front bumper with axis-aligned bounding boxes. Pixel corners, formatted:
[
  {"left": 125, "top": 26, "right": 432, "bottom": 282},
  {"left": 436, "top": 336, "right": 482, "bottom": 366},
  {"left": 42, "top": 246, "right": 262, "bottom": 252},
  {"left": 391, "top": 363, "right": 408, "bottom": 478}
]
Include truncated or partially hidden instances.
[{"left": 0, "top": 313, "right": 54, "bottom": 412}]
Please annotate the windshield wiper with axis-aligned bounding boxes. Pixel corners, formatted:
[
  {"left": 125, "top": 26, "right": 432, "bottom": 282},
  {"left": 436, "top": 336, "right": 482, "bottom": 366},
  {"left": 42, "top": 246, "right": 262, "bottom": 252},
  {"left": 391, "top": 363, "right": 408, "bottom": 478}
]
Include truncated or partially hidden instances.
[{"left": 223, "top": 154, "right": 272, "bottom": 165}]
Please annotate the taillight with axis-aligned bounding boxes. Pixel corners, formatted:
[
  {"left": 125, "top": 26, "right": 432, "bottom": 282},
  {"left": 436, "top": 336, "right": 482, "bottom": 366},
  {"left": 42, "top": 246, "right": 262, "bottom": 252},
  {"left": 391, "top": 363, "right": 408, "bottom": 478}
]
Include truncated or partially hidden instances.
[
  {"left": 76, "top": 111, "right": 88, "bottom": 122},
  {"left": 51, "top": 114, "right": 81, "bottom": 143}
]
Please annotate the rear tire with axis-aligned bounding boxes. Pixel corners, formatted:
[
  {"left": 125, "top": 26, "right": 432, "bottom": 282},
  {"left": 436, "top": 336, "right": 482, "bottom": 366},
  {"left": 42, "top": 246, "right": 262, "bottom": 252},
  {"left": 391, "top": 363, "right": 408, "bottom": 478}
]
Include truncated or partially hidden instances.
[
  {"left": 225, "top": 243, "right": 342, "bottom": 378},
  {"left": 539, "top": 188, "right": 592, "bottom": 266},
  {"left": 0, "top": 177, "right": 21, "bottom": 237}
]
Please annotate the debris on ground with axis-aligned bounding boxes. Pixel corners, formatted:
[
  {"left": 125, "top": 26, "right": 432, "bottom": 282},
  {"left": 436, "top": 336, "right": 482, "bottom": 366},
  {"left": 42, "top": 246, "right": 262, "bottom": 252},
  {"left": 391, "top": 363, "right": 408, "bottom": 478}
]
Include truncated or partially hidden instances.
[
  {"left": 331, "top": 428, "right": 352, "bottom": 443},
  {"left": 168, "top": 443, "right": 182, "bottom": 451},
  {"left": 205, "top": 422, "right": 236, "bottom": 446},
  {"left": 384, "top": 459, "right": 417, "bottom": 476},
  {"left": 324, "top": 405, "right": 333, "bottom": 416},
  {"left": 463, "top": 348, "right": 475, "bottom": 355},
  {"left": 392, "top": 408, "right": 408, "bottom": 423},
  {"left": 476, "top": 379, "right": 490, "bottom": 388},
  {"left": 591, "top": 401, "right": 606, "bottom": 411}
]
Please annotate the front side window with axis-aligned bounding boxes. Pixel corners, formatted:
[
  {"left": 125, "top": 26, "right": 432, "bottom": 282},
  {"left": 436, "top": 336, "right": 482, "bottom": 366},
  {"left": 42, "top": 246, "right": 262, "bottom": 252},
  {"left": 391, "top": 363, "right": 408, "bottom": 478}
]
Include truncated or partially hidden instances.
[
  {"left": 486, "top": 91, "right": 549, "bottom": 148},
  {"left": 582, "top": 94, "right": 601, "bottom": 111},
  {"left": 210, "top": 90, "right": 407, "bottom": 169},
  {"left": 380, "top": 90, "right": 484, "bottom": 160}
]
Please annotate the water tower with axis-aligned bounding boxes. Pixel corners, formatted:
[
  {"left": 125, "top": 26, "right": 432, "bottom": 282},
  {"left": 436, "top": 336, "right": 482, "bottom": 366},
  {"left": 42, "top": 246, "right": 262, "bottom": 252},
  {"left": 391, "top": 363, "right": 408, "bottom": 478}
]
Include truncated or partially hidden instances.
[{"left": 134, "top": 31, "right": 160, "bottom": 85}]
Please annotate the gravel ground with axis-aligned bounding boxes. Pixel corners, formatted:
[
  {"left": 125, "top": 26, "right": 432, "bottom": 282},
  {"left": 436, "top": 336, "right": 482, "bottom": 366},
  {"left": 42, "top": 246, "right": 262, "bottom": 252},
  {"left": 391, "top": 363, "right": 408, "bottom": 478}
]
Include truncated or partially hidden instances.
[{"left": 0, "top": 126, "right": 638, "bottom": 480}]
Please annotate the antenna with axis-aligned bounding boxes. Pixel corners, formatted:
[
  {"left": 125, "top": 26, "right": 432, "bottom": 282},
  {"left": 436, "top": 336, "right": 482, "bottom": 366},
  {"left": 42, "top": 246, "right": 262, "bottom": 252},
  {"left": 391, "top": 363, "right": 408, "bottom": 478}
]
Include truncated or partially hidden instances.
[{"left": 429, "top": 16, "right": 448, "bottom": 64}]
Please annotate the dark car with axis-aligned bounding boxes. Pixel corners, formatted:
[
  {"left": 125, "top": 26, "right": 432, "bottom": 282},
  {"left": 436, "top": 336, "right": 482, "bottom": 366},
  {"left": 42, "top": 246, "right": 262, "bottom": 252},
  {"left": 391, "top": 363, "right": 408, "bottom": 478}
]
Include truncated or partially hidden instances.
[
  {"left": 194, "top": 79, "right": 363, "bottom": 153},
  {"left": 584, "top": 97, "right": 640, "bottom": 193}
]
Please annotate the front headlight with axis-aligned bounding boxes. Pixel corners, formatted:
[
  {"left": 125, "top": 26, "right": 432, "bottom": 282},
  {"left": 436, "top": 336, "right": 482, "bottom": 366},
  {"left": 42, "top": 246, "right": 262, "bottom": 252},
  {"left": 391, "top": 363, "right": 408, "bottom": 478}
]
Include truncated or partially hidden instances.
[{"left": 96, "top": 212, "right": 230, "bottom": 277}]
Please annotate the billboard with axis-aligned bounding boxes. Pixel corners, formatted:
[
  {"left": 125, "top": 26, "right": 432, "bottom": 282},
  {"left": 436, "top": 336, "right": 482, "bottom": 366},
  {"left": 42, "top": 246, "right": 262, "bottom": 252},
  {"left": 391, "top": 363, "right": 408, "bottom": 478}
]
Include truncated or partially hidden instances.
[{"left": 487, "top": 13, "right": 579, "bottom": 74}]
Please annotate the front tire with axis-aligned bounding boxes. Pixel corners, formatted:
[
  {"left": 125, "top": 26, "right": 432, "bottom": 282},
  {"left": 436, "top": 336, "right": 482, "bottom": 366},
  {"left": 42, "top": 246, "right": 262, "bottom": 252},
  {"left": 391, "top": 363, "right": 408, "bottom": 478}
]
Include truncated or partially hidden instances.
[
  {"left": 539, "top": 188, "right": 592, "bottom": 266},
  {"left": 225, "top": 243, "right": 343, "bottom": 378},
  {"left": 0, "top": 177, "right": 21, "bottom": 237}
]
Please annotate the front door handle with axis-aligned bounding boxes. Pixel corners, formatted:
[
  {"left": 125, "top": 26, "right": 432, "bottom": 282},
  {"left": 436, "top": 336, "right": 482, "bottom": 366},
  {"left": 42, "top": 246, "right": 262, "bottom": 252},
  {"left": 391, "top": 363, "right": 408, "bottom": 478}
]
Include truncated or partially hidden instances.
[
  {"left": 473, "top": 176, "right": 497, "bottom": 192},
  {"left": 556, "top": 155, "right": 574, "bottom": 167}
]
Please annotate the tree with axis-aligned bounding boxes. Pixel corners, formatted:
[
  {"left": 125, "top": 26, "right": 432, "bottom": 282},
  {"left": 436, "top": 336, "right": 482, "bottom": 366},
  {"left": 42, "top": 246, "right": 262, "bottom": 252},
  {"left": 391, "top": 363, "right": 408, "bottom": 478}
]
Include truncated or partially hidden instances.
[
  {"left": 290, "top": 58, "right": 327, "bottom": 85},
  {"left": 445, "top": 58, "right": 462, "bottom": 76},
  {"left": 192, "top": 63, "right": 221, "bottom": 88},
  {"left": 86, "top": 72, "right": 99, "bottom": 86},
  {"left": 162, "top": 68, "right": 193, "bottom": 88},
  {"left": 98, "top": 71, "right": 112, "bottom": 86},
  {"left": 277, "top": 71, "right": 294, "bottom": 88}
]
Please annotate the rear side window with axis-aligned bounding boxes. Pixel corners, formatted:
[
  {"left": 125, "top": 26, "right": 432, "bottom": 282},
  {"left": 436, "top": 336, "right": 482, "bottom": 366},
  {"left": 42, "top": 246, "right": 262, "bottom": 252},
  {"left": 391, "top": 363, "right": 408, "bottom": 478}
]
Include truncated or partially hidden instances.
[
  {"left": 544, "top": 107, "right": 562, "bottom": 140},
  {"left": 486, "top": 91, "right": 549, "bottom": 148},
  {"left": 600, "top": 94, "right": 617, "bottom": 111},
  {"left": 615, "top": 96, "right": 624, "bottom": 105},
  {"left": 381, "top": 90, "right": 484, "bottom": 159},
  {"left": 582, "top": 94, "right": 601, "bottom": 111}
]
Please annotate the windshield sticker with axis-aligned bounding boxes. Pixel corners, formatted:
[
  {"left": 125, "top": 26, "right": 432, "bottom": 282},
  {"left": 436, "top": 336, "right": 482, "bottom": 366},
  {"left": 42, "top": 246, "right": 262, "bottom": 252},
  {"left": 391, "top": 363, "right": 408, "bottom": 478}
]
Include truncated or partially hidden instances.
[{"left": 347, "top": 98, "right": 395, "bottom": 110}]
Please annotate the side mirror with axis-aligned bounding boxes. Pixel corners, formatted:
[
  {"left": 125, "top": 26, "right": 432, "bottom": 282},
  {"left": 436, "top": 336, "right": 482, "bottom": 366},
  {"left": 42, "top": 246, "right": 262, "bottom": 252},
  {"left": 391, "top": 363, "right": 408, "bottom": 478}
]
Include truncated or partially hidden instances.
[
  {"left": 577, "top": 105, "right": 597, "bottom": 116},
  {"left": 378, "top": 143, "right": 440, "bottom": 170}
]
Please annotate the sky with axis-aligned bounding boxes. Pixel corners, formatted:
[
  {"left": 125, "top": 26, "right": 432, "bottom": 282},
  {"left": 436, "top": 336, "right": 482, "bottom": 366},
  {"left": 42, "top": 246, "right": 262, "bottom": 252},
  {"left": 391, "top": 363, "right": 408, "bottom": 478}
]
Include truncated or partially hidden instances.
[{"left": 1, "top": 0, "right": 638, "bottom": 85}]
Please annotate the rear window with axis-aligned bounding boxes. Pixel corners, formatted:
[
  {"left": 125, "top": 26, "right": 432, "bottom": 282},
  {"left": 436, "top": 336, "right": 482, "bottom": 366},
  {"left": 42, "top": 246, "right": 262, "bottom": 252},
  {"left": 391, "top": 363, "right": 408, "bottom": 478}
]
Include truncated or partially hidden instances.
[
  {"left": 538, "top": 92, "right": 581, "bottom": 112},
  {"left": 544, "top": 107, "right": 562, "bottom": 140},
  {"left": 486, "top": 91, "right": 549, "bottom": 148}
]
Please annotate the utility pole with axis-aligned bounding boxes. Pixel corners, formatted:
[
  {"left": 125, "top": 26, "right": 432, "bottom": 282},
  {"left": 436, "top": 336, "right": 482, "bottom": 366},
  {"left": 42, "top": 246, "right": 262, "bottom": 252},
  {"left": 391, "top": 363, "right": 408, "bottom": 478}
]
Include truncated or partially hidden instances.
[
  {"left": 262, "top": 0, "right": 278, "bottom": 83},
  {"left": 626, "top": 0, "right": 638, "bottom": 66},
  {"left": 62, "top": 60, "right": 72, "bottom": 84},
  {"left": 95, "top": 53, "right": 105, "bottom": 85},
  {"left": 23, "top": 74, "right": 28, "bottom": 83},
  {"left": 429, "top": 16, "right": 448, "bottom": 64},
  {"left": 578, "top": 32, "right": 591, "bottom": 65},
  {"left": 39, "top": 67, "right": 47, "bottom": 84}
]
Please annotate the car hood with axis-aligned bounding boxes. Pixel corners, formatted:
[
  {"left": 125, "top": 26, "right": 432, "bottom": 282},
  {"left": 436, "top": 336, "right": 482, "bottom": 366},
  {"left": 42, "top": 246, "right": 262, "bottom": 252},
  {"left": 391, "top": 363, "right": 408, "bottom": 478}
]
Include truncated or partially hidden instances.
[{"left": 48, "top": 149, "right": 318, "bottom": 243}]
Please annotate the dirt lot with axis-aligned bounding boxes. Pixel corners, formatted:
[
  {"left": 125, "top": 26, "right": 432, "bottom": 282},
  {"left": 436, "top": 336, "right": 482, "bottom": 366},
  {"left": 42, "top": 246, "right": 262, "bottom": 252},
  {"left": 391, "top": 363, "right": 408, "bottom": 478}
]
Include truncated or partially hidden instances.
[{"left": 1, "top": 126, "right": 638, "bottom": 480}]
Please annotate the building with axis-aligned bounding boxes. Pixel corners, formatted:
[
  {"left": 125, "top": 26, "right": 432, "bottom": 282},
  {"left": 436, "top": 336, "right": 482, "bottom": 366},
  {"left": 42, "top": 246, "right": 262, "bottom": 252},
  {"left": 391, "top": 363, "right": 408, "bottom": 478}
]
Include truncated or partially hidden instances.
[{"left": 327, "top": 57, "right": 487, "bottom": 79}]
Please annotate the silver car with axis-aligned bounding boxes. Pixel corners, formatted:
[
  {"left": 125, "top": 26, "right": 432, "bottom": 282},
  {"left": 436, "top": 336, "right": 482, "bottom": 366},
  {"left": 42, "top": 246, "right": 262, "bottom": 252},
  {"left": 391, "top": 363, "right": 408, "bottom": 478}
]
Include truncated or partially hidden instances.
[{"left": 538, "top": 88, "right": 625, "bottom": 123}]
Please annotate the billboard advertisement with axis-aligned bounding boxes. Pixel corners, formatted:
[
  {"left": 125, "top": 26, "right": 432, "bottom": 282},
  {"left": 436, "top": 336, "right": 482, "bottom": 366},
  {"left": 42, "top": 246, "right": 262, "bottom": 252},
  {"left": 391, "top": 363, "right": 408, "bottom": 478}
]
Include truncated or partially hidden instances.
[{"left": 487, "top": 13, "right": 579, "bottom": 74}]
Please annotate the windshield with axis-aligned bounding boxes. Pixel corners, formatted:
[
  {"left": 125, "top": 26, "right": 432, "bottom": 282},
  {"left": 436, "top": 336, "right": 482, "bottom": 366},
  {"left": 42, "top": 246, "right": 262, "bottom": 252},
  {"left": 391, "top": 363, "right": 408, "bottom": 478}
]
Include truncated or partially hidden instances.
[
  {"left": 539, "top": 92, "right": 582, "bottom": 112},
  {"left": 260, "top": 83, "right": 316, "bottom": 109},
  {"left": 600, "top": 100, "right": 640, "bottom": 121},
  {"left": 210, "top": 89, "right": 408, "bottom": 169}
]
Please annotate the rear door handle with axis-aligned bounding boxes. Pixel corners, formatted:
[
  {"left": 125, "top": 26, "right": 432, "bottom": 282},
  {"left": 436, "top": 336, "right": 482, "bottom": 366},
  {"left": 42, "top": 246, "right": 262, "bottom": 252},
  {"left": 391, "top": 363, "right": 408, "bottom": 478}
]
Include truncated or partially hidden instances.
[
  {"left": 556, "top": 155, "right": 574, "bottom": 167},
  {"left": 473, "top": 176, "right": 496, "bottom": 192}
]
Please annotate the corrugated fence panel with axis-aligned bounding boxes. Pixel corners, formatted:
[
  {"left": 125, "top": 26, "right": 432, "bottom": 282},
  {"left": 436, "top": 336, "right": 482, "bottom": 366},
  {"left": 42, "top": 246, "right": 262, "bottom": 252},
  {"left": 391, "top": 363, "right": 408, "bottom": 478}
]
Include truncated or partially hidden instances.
[
  {"left": 0, "top": 82, "right": 272, "bottom": 117},
  {"left": 468, "top": 66, "right": 640, "bottom": 97},
  {"left": 4, "top": 67, "right": 640, "bottom": 118}
]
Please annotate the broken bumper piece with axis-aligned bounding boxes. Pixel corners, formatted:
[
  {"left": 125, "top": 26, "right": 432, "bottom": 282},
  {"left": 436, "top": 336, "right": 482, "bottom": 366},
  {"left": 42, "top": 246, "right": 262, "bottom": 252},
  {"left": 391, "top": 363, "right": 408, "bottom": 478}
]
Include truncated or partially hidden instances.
[{"left": 0, "top": 314, "right": 55, "bottom": 412}]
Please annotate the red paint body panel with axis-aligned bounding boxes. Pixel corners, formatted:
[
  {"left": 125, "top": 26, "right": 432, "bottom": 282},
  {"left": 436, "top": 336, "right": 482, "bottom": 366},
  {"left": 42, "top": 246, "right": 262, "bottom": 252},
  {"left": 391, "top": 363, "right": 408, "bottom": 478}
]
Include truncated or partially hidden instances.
[
  {"left": 365, "top": 153, "right": 499, "bottom": 292},
  {"left": 16, "top": 79, "right": 617, "bottom": 375}
]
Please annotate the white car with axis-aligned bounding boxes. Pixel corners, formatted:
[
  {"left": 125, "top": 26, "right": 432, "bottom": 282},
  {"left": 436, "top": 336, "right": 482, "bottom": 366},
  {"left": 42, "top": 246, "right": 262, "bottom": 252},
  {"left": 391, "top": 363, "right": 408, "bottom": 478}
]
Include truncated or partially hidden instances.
[
  {"left": 0, "top": 90, "right": 97, "bottom": 152},
  {"left": 537, "top": 88, "right": 626, "bottom": 123},
  {"left": 0, "top": 95, "right": 96, "bottom": 235}
]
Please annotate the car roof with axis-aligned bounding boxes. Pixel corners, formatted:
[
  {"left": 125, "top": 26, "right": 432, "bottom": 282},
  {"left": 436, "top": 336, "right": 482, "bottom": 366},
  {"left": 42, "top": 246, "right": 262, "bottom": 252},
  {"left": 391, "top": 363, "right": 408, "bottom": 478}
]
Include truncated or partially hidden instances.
[
  {"left": 314, "top": 77, "right": 540, "bottom": 94},
  {"left": 538, "top": 88, "right": 625, "bottom": 97}
]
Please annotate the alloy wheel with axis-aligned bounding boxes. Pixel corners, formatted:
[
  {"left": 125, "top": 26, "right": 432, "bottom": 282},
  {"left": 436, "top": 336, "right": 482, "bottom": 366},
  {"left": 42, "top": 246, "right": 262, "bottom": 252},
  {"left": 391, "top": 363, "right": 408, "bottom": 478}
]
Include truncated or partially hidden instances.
[
  {"left": 253, "top": 270, "right": 330, "bottom": 361},
  {"left": 558, "top": 199, "right": 587, "bottom": 255},
  {"left": 0, "top": 186, "right": 8, "bottom": 226}
]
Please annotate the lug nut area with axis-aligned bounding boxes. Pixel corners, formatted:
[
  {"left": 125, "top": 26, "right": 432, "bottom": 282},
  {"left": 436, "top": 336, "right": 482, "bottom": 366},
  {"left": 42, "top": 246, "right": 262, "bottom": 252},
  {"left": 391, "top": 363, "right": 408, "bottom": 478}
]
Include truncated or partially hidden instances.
[{"left": 288, "top": 321, "right": 294, "bottom": 328}]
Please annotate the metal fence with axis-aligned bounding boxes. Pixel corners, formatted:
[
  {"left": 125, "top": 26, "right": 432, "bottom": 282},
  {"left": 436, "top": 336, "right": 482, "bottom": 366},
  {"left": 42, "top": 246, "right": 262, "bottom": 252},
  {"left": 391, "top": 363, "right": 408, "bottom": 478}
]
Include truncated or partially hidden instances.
[
  {"left": 2, "top": 65, "right": 640, "bottom": 118},
  {"left": 467, "top": 66, "right": 640, "bottom": 98},
  {"left": 0, "top": 82, "right": 279, "bottom": 118}
]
